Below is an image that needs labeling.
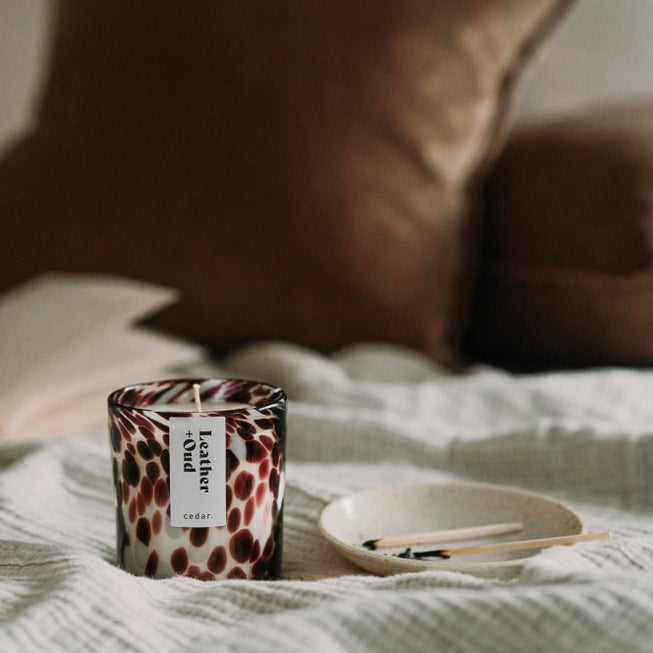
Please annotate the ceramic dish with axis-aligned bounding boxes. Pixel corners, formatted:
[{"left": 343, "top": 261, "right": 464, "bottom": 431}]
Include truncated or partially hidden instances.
[{"left": 318, "top": 482, "right": 584, "bottom": 579}]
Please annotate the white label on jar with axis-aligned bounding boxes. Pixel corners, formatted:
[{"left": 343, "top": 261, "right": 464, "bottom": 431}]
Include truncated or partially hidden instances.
[{"left": 169, "top": 416, "right": 226, "bottom": 527}]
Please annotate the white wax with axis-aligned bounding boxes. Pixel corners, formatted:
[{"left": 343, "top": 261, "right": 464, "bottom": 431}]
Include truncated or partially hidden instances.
[{"left": 143, "top": 401, "right": 251, "bottom": 413}]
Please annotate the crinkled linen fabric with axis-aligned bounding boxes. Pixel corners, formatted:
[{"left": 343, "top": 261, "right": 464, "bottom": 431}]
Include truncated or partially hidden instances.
[{"left": 2, "top": 342, "right": 653, "bottom": 652}]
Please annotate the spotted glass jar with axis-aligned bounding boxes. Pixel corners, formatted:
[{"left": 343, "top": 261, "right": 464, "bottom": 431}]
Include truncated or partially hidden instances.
[{"left": 108, "top": 378, "right": 286, "bottom": 580}]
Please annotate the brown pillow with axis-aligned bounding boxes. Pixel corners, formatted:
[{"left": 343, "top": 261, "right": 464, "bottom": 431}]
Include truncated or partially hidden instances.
[
  {"left": 0, "top": 0, "right": 574, "bottom": 368},
  {"left": 465, "top": 101, "right": 653, "bottom": 367}
]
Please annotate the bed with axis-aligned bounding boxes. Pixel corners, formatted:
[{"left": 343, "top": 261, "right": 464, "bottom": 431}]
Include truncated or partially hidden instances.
[
  {"left": 2, "top": 2, "right": 653, "bottom": 652},
  {"left": 2, "top": 274, "right": 653, "bottom": 652}
]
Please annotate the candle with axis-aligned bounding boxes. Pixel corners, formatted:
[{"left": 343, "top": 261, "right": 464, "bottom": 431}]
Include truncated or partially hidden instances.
[{"left": 108, "top": 378, "right": 287, "bottom": 581}]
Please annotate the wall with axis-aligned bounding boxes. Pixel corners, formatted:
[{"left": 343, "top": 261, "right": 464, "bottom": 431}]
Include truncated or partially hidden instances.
[
  {"left": 0, "top": 0, "right": 52, "bottom": 153},
  {"left": 516, "top": 0, "right": 653, "bottom": 123}
]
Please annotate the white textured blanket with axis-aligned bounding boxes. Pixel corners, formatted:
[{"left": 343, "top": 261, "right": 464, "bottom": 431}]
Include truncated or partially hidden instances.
[{"left": 1, "top": 277, "right": 653, "bottom": 652}]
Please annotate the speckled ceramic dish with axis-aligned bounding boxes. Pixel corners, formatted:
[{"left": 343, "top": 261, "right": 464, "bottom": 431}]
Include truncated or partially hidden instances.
[{"left": 319, "top": 482, "right": 584, "bottom": 579}]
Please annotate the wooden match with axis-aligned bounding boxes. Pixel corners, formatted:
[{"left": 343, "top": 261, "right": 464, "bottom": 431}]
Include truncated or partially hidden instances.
[
  {"left": 402, "top": 531, "right": 612, "bottom": 559},
  {"left": 362, "top": 521, "right": 524, "bottom": 550}
]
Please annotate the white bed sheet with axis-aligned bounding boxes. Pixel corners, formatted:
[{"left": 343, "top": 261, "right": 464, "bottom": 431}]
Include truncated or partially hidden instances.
[{"left": 1, "top": 275, "right": 652, "bottom": 652}]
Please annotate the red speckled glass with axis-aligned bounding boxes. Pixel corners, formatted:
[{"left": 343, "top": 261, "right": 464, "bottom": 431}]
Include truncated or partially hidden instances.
[{"left": 108, "top": 378, "right": 286, "bottom": 580}]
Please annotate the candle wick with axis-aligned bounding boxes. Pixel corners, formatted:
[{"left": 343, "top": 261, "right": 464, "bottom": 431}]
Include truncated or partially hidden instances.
[{"left": 192, "top": 383, "right": 202, "bottom": 412}]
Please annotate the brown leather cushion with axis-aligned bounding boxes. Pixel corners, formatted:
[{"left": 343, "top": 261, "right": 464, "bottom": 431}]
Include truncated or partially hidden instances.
[
  {"left": 465, "top": 101, "right": 653, "bottom": 367},
  {"left": 0, "top": 0, "right": 574, "bottom": 368}
]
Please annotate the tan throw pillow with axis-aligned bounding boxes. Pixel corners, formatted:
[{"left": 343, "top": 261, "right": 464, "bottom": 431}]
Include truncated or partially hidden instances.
[
  {"left": 465, "top": 101, "right": 653, "bottom": 367},
  {"left": 0, "top": 0, "right": 574, "bottom": 368}
]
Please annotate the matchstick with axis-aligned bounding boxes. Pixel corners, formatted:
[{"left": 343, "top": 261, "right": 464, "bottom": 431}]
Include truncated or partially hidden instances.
[
  {"left": 362, "top": 521, "right": 524, "bottom": 550},
  {"left": 402, "top": 531, "right": 612, "bottom": 559}
]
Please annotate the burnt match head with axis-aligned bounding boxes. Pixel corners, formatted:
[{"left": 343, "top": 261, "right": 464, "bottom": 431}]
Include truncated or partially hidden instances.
[{"left": 394, "top": 548, "right": 450, "bottom": 560}]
